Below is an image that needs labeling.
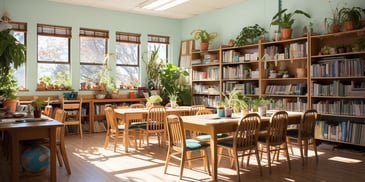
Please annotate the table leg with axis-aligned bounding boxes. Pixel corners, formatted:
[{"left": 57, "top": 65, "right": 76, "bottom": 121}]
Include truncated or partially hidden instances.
[
  {"left": 49, "top": 128, "right": 57, "bottom": 182},
  {"left": 10, "top": 131, "right": 19, "bottom": 182},
  {"left": 209, "top": 127, "right": 218, "bottom": 181},
  {"left": 124, "top": 115, "right": 129, "bottom": 153}
]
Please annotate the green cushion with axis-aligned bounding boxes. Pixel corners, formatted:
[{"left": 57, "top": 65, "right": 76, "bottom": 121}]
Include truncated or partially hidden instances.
[
  {"left": 217, "top": 138, "right": 233, "bottom": 148},
  {"left": 130, "top": 121, "right": 147, "bottom": 129},
  {"left": 186, "top": 139, "right": 209, "bottom": 150}
]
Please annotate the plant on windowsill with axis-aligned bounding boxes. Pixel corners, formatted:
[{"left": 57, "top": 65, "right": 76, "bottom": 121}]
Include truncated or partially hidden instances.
[
  {"left": 143, "top": 46, "right": 163, "bottom": 90},
  {"left": 190, "top": 29, "right": 218, "bottom": 51},
  {"left": 270, "top": 8, "right": 311, "bottom": 40},
  {"left": 0, "top": 26, "right": 26, "bottom": 112},
  {"left": 97, "top": 53, "right": 117, "bottom": 98}
]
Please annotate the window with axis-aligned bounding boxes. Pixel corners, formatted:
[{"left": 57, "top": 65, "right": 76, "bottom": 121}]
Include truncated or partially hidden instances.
[
  {"left": 79, "top": 28, "right": 109, "bottom": 89},
  {"left": 37, "top": 24, "right": 71, "bottom": 90},
  {"left": 147, "top": 34, "right": 169, "bottom": 63},
  {"left": 10, "top": 21, "right": 27, "bottom": 90},
  {"left": 116, "top": 32, "right": 141, "bottom": 89}
]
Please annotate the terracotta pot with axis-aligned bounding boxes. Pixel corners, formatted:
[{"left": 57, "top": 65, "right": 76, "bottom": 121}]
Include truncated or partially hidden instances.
[
  {"left": 200, "top": 42, "right": 209, "bottom": 51},
  {"left": 329, "top": 24, "right": 341, "bottom": 33},
  {"left": 280, "top": 28, "right": 292, "bottom": 40},
  {"left": 3, "top": 99, "right": 17, "bottom": 112},
  {"left": 33, "top": 109, "right": 42, "bottom": 118},
  {"left": 344, "top": 21, "right": 353, "bottom": 31}
]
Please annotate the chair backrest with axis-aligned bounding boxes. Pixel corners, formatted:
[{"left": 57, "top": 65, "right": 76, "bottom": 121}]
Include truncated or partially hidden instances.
[
  {"left": 130, "top": 103, "right": 145, "bottom": 108},
  {"left": 190, "top": 105, "right": 206, "bottom": 115},
  {"left": 267, "top": 110, "right": 288, "bottom": 145},
  {"left": 300, "top": 109, "right": 318, "bottom": 138},
  {"left": 196, "top": 109, "right": 213, "bottom": 115},
  {"left": 166, "top": 115, "right": 186, "bottom": 151},
  {"left": 165, "top": 102, "right": 179, "bottom": 108},
  {"left": 54, "top": 108, "right": 65, "bottom": 141},
  {"left": 234, "top": 113, "right": 261, "bottom": 149},
  {"left": 105, "top": 106, "right": 118, "bottom": 133},
  {"left": 147, "top": 105, "right": 167, "bottom": 131},
  {"left": 62, "top": 97, "right": 83, "bottom": 121}
]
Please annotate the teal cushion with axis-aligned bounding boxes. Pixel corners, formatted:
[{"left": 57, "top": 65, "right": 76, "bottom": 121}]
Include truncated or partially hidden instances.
[
  {"left": 117, "top": 125, "right": 125, "bottom": 130},
  {"left": 196, "top": 133, "right": 229, "bottom": 141},
  {"left": 186, "top": 139, "right": 209, "bottom": 150}
]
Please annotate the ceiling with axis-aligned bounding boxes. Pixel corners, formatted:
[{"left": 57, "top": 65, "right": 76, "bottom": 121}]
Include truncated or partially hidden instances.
[{"left": 49, "top": 0, "right": 245, "bottom": 19}]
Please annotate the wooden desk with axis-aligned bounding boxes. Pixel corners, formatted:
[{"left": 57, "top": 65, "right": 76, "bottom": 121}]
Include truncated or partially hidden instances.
[
  {"left": 0, "top": 118, "right": 63, "bottom": 182},
  {"left": 114, "top": 106, "right": 192, "bottom": 152},
  {"left": 180, "top": 111, "right": 303, "bottom": 181}
]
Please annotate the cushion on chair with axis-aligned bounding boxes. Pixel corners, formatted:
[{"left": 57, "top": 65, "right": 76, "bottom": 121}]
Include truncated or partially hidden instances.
[
  {"left": 130, "top": 121, "right": 147, "bottom": 129},
  {"left": 186, "top": 139, "right": 209, "bottom": 150},
  {"left": 196, "top": 133, "right": 229, "bottom": 141},
  {"left": 286, "top": 129, "right": 299, "bottom": 137},
  {"left": 217, "top": 138, "right": 233, "bottom": 147},
  {"left": 117, "top": 125, "right": 125, "bottom": 130}
]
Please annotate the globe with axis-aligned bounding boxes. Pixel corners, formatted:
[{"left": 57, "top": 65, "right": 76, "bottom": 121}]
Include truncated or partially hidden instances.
[{"left": 21, "top": 145, "right": 50, "bottom": 173}]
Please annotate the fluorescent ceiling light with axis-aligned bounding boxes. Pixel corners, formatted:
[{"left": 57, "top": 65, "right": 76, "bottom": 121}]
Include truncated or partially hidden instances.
[
  {"left": 142, "top": 0, "right": 171, "bottom": 10},
  {"left": 155, "top": 0, "right": 189, "bottom": 11}
]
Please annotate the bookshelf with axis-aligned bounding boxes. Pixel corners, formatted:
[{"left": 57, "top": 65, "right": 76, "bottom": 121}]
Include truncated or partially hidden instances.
[
  {"left": 310, "top": 28, "right": 365, "bottom": 146},
  {"left": 190, "top": 28, "right": 365, "bottom": 146}
]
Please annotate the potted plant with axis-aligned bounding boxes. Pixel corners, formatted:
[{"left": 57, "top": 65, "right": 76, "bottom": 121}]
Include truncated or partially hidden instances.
[
  {"left": 235, "top": 24, "right": 267, "bottom": 46},
  {"left": 31, "top": 98, "right": 46, "bottom": 118},
  {"left": 143, "top": 46, "right": 162, "bottom": 90},
  {"left": 146, "top": 95, "right": 163, "bottom": 109},
  {"left": 168, "top": 94, "right": 178, "bottom": 108},
  {"left": 158, "top": 63, "right": 189, "bottom": 105},
  {"left": 223, "top": 89, "right": 242, "bottom": 117},
  {"left": 249, "top": 96, "right": 273, "bottom": 116},
  {"left": 0, "top": 28, "right": 26, "bottom": 112},
  {"left": 190, "top": 29, "right": 218, "bottom": 51},
  {"left": 97, "top": 53, "right": 117, "bottom": 97},
  {"left": 339, "top": 7, "right": 365, "bottom": 31},
  {"left": 270, "top": 9, "right": 311, "bottom": 40},
  {"left": 324, "top": 7, "right": 342, "bottom": 33}
]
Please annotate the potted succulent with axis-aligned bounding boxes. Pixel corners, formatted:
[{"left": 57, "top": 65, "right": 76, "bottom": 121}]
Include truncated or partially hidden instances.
[
  {"left": 190, "top": 29, "right": 218, "bottom": 51},
  {"left": 31, "top": 98, "right": 46, "bottom": 118},
  {"left": 339, "top": 7, "right": 365, "bottom": 31},
  {"left": 270, "top": 9, "right": 311, "bottom": 40},
  {"left": 0, "top": 28, "right": 26, "bottom": 112},
  {"left": 235, "top": 24, "right": 267, "bottom": 46}
]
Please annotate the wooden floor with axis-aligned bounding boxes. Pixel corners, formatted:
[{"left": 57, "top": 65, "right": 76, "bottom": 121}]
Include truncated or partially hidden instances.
[{"left": 1, "top": 132, "right": 365, "bottom": 182}]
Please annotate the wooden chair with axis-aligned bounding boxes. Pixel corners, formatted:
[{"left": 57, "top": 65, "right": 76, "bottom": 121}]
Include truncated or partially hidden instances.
[
  {"left": 217, "top": 113, "right": 262, "bottom": 181},
  {"left": 129, "top": 103, "right": 145, "bottom": 147},
  {"left": 194, "top": 109, "right": 229, "bottom": 141},
  {"left": 62, "top": 97, "right": 83, "bottom": 138},
  {"left": 257, "top": 110, "right": 291, "bottom": 174},
  {"left": 164, "top": 114, "right": 211, "bottom": 180},
  {"left": 104, "top": 106, "right": 138, "bottom": 152},
  {"left": 286, "top": 109, "right": 319, "bottom": 165},
  {"left": 129, "top": 103, "right": 145, "bottom": 108},
  {"left": 165, "top": 102, "right": 179, "bottom": 108},
  {"left": 53, "top": 108, "right": 71, "bottom": 174},
  {"left": 189, "top": 104, "right": 206, "bottom": 115},
  {"left": 140, "top": 105, "right": 167, "bottom": 147}
]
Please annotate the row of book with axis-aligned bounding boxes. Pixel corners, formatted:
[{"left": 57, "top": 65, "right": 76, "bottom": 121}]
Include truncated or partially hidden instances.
[
  {"left": 263, "top": 42, "right": 307, "bottom": 60},
  {"left": 312, "top": 80, "right": 365, "bottom": 96},
  {"left": 269, "top": 98, "right": 308, "bottom": 112},
  {"left": 311, "top": 57, "right": 364, "bottom": 77},
  {"left": 315, "top": 120, "right": 365, "bottom": 146},
  {"left": 193, "top": 95, "right": 220, "bottom": 107},
  {"left": 312, "top": 100, "right": 365, "bottom": 116},
  {"left": 222, "top": 65, "right": 253, "bottom": 79},
  {"left": 222, "top": 50, "right": 258, "bottom": 63},
  {"left": 264, "top": 83, "right": 306, "bottom": 95},
  {"left": 192, "top": 83, "right": 220, "bottom": 95},
  {"left": 192, "top": 66, "right": 220, "bottom": 80},
  {"left": 223, "top": 81, "right": 258, "bottom": 95}
]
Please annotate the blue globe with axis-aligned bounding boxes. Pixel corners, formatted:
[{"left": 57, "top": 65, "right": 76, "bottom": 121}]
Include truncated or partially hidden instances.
[{"left": 21, "top": 145, "right": 50, "bottom": 173}]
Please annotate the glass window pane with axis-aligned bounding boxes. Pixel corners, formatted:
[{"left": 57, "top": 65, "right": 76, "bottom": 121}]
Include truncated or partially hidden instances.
[
  {"left": 80, "top": 65, "right": 104, "bottom": 84},
  {"left": 80, "top": 37, "right": 106, "bottom": 64},
  {"left": 12, "top": 31, "right": 26, "bottom": 89},
  {"left": 38, "top": 63, "right": 71, "bottom": 88},
  {"left": 148, "top": 43, "right": 167, "bottom": 63},
  {"left": 116, "top": 42, "right": 138, "bottom": 65},
  {"left": 38, "top": 35, "right": 69, "bottom": 62},
  {"left": 116, "top": 66, "right": 139, "bottom": 89}
]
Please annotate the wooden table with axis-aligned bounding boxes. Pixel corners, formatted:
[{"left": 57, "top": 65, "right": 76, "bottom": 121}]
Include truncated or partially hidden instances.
[
  {"left": 114, "top": 106, "right": 192, "bottom": 152},
  {"left": 0, "top": 118, "right": 63, "bottom": 182},
  {"left": 180, "top": 111, "right": 303, "bottom": 181}
]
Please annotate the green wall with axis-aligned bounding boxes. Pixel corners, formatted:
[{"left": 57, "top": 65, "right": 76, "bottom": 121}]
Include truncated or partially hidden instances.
[{"left": 1, "top": 0, "right": 364, "bottom": 96}]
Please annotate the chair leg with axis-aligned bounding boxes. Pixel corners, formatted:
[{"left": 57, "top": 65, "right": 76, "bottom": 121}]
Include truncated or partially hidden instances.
[
  {"left": 180, "top": 151, "right": 186, "bottom": 180},
  {"left": 56, "top": 147, "right": 63, "bottom": 167},
  {"left": 164, "top": 147, "right": 172, "bottom": 174},
  {"left": 233, "top": 150, "right": 240, "bottom": 182},
  {"left": 79, "top": 123, "right": 83, "bottom": 138},
  {"left": 104, "top": 134, "right": 110, "bottom": 149},
  {"left": 203, "top": 149, "right": 211, "bottom": 175},
  {"left": 60, "top": 143, "right": 71, "bottom": 174},
  {"left": 313, "top": 139, "right": 319, "bottom": 164},
  {"left": 285, "top": 143, "right": 291, "bottom": 170},
  {"left": 299, "top": 139, "right": 304, "bottom": 166},
  {"left": 255, "top": 147, "right": 263, "bottom": 176},
  {"left": 267, "top": 145, "right": 272, "bottom": 174},
  {"left": 187, "top": 151, "right": 192, "bottom": 169}
]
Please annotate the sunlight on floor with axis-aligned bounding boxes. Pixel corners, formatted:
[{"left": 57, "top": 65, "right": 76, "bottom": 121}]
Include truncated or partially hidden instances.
[{"left": 328, "top": 156, "right": 362, "bottom": 164}]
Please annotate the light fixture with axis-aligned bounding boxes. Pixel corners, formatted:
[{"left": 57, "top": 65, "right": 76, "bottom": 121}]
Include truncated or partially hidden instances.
[
  {"left": 155, "top": 0, "right": 189, "bottom": 11},
  {"left": 140, "top": 0, "right": 189, "bottom": 11}
]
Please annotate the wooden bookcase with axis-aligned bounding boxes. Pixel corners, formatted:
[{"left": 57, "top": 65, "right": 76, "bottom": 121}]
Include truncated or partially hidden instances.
[{"left": 190, "top": 28, "right": 365, "bottom": 146}]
